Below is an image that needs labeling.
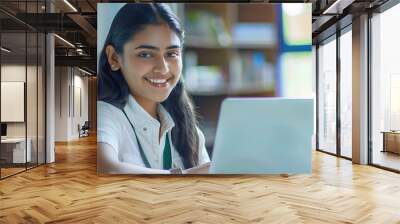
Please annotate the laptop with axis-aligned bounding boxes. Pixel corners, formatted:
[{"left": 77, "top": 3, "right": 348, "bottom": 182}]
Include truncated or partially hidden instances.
[{"left": 209, "top": 98, "right": 314, "bottom": 174}]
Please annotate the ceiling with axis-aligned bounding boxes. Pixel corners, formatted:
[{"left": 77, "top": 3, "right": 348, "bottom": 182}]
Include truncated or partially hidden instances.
[{"left": 0, "top": 0, "right": 392, "bottom": 74}]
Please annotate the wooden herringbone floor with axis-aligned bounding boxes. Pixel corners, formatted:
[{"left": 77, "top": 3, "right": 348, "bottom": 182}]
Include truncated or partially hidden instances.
[{"left": 1, "top": 135, "right": 400, "bottom": 224}]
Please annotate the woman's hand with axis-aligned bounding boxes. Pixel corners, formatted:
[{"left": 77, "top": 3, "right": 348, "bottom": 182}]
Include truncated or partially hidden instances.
[{"left": 182, "top": 162, "right": 210, "bottom": 174}]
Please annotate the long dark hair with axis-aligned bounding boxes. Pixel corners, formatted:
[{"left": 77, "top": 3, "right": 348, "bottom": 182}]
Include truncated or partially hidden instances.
[{"left": 98, "top": 3, "right": 199, "bottom": 168}]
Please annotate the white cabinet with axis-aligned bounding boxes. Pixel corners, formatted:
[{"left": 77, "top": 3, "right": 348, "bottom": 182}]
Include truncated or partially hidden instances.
[{"left": 1, "top": 138, "right": 32, "bottom": 163}]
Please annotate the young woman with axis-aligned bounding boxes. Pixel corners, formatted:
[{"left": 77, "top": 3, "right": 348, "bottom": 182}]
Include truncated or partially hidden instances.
[{"left": 97, "top": 3, "right": 210, "bottom": 174}]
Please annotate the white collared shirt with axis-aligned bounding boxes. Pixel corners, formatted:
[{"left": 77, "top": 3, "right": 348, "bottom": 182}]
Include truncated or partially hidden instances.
[{"left": 97, "top": 95, "right": 210, "bottom": 170}]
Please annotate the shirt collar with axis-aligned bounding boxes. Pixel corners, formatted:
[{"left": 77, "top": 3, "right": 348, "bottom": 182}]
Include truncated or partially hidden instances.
[{"left": 123, "top": 94, "right": 175, "bottom": 132}]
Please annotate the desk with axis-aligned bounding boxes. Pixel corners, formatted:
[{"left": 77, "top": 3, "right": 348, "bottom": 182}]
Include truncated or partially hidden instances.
[
  {"left": 381, "top": 131, "right": 400, "bottom": 154},
  {"left": 1, "top": 138, "right": 31, "bottom": 163}
]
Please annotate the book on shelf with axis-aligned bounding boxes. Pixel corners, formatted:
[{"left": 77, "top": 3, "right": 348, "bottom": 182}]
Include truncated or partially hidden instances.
[
  {"left": 184, "top": 65, "right": 225, "bottom": 92},
  {"left": 185, "top": 10, "right": 231, "bottom": 47},
  {"left": 229, "top": 51, "right": 275, "bottom": 91},
  {"left": 183, "top": 51, "right": 275, "bottom": 95},
  {"left": 231, "top": 23, "right": 276, "bottom": 47}
]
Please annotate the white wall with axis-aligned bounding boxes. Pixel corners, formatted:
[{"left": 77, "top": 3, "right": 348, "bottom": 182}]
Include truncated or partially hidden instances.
[
  {"left": 55, "top": 67, "right": 89, "bottom": 141},
  {"left": 55, "top": 66, "right": 68, "bottom": 141},
  {"left": 1, "top": 82, "right": 24, "bottom": 122},
  {"left": 72, "top": 72, "right": 89, "bottom": 138},
  {"left": 1, "top": 65, "right": 32, "bottom": 137},
  {"left": 1, "top": 65, "right": 26, "bottom": 141},
  {"left": 97, "top": 3, "right": 126, "bottom": 59},
  {"left": 1, "top": 65, "right": 26, "bottom": 81},
  {"left": 1, "top": 63, "right": 46, "bottom": 164}
]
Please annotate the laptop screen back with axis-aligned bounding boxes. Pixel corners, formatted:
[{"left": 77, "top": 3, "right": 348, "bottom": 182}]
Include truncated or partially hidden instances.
[{"left": 209, "top": 98, "right": 314, "bottom": 174}]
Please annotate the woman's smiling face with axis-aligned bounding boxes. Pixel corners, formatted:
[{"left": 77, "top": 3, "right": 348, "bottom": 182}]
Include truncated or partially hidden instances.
[{"left": 118, "top": 23, "right": 182, "bottom": 103}]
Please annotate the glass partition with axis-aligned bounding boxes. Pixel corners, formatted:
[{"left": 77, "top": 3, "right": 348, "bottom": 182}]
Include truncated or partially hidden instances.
[
  {"left": 27, "top": 31, "right": 38, "bottom": 169},
  {"left": 1, "top": 30, "right": 28, "bottom": 178},
  {"left": 317, "top": 37, "right": 337, "bottom": 155},
  {"left": 339, "top": 29, "right": 352, "bottom": 158},
  {"left": 38, "top": 32, "right": 46, "bottom": 165},
  {"left": 0, "top": 1, "right": 46, "bottom": 179}
]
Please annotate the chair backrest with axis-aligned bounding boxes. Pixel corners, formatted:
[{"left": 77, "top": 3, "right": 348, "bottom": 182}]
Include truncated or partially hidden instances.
[{"left": 82, "top": 121, "right": 90, "bottom": 129}]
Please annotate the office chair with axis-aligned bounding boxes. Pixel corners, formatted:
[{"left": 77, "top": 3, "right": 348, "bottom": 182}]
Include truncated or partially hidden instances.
[{"left": 78, "top": 121, "right": 90, "bottom": 138}]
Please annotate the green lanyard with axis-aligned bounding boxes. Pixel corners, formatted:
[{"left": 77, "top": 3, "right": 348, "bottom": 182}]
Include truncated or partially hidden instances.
[
  {"left": 121, "top": 109, "right": 172, "bottom": 169},
  {"left": 163, "top": 134, "right": 172, "bottom": 170}
]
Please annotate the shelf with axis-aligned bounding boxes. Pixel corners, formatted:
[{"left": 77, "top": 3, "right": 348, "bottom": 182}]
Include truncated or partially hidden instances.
[
  {"left": 184, "top": 35, "right": 277, "bottom": 49},
  {"left": 183, "top": 4, "right": 277, "bottom": 51},
  {"left": 185, "top": 41, "right": 276, "bottom": 50},
  {"left": 187, "top": 84, "right": 274, "bottom": 96}
]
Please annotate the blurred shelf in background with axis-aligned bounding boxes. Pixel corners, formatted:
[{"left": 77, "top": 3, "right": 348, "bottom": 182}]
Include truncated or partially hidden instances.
[
  {"left": 185, "top": 41, "right": 276, "bottom": 50},
  {"left": 176, "top": 3, "right": 279, "bottom": 151},
  {"left": 188, "top": 84, "right": 275, "bottom": 96}
]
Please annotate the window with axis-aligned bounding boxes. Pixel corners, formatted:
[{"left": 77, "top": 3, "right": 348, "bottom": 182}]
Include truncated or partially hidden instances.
[
  {"left": 371, "top": 2, "right": 400, "bottom": 171},
  {"left": 339, "top": 29, "right": 352, "bottom": 158},
  {"left": 317, "top": 37, "right": 337, "bottom": 154}
]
